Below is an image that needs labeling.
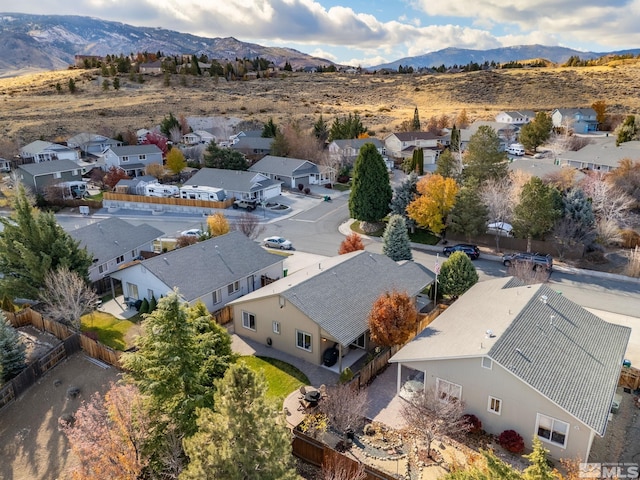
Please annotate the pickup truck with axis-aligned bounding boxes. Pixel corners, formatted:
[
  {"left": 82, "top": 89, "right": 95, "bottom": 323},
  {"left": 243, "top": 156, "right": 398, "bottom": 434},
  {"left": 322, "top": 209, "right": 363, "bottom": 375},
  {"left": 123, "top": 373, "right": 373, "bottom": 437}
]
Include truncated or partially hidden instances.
[{"left": 232, "top": 199, "right": 258, "bottom": 211}]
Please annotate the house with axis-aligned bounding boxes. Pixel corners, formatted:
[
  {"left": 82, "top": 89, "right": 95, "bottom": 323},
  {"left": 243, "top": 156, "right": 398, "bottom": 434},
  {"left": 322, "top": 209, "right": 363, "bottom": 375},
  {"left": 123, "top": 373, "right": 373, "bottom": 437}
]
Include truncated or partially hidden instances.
[
  {"left": 19, "top": 140, "right": 80, "bottom": 164},
  {"left": 558, "top": 139, "right": 640, "bottom": 172},
  {"left": 231, "top": 136, "right": 273, "bottom": 156},
  {"left": 113, "top": 175, "right": 158, "bottom": 195},
  {"left": 183, "top": 167, "right": 282, "bottom": 202},
  {"left": 328, "top": 138, "right": 386, "bottom": 164},
  {"left": 383, "top": 132, "right": 442, "bottom": 160},
  {"left": 139, "top": 61, "right": 163, "bottom": 75},
  {"left": 67, "top": 133, "right": 122, "bottom": 156},
  {"left": 248, "top": 155, "right": 334, "bottom": 189},
  {"left": 183, "top": 130, "right": 216, "bottom": 145},
  {"left": 68, "top": 217, "right": 162, "bottom": 284},
  {"left": 390, "top": 277, "right": 630, "bottom": 461},
  {"left": 495, "top": 111, "right": 536, "bottom": 126},
  {"left": 552, "top": 108, "right": 599, "bottom": 133},
  {"left": 17, "top": 159, "right": 83, "bottom": 192},
  {"left": 109, "top": 231, "right": 284, "bottom": 312},
  {"left": 229, "top": 251, "right": 434, "bottom": 371},
  {"left": 101, "top": 145, "right": 163, "bottom": 177},
  {"left": 466, "top": 121, "right": 519, "bottom": 149},
  {"left": 136, "top": 129, "right": 153, "bottom": 144}
]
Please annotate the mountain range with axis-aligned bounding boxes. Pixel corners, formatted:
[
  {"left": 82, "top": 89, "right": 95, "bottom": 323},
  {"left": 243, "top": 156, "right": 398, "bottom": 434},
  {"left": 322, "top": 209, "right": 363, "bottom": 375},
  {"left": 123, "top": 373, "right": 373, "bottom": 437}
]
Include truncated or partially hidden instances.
[{"left": 0, "top": 13, "right": 639, "bottom": 76}]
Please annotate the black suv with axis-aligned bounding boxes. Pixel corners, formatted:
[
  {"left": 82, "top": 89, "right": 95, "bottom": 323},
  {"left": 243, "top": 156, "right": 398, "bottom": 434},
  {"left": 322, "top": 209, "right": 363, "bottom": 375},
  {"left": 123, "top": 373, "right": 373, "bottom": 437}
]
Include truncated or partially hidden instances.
[
  {"left": 502, "top": 252, "right": 553, "bottom": 271},
  {"left": 443, "top": 243, "right": 480, "bottom": 260}
]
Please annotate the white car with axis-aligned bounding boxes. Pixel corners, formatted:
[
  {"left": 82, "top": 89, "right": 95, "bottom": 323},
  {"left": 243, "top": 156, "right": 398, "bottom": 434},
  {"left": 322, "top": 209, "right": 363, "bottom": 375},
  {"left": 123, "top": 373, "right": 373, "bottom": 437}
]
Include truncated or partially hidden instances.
[
  {"left": 263, "top": 236, "right": 293, "bottom": 250},
  {"left": 180, "top": 229, "right": 202, "bottom": 238},
  {"left": 487, "top": 222, "right": 514, "bottom": 237}
]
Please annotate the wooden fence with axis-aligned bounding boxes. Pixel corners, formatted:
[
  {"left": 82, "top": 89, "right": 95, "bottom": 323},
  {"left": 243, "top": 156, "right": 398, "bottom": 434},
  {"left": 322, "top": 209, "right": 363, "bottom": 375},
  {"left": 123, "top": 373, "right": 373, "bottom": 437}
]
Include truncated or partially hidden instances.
[
  {"left": 292, "top": 428, "right": 399, "bottom": 480},
  {"left": 619, "top": 366, "right": 640, "bottom": 391},
  {"left": 103, "top": 192, "right": 234, "bottom": 210},
  {"left": 211, "top": 305, "right": 234, "bottom": 326}
]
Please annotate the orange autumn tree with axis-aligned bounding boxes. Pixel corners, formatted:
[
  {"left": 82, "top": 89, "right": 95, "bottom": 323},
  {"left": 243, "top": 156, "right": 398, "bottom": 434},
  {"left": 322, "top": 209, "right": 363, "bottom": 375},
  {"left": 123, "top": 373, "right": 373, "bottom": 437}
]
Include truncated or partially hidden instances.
[
  {"left": 407, "top": 173, "right": 459, "bottom": 235},
  {"left": 338, "top": 232, "right": 364, "bottom": 254},
  {"left": 368, "top": 290, "right": 418, "bottom": 347}
]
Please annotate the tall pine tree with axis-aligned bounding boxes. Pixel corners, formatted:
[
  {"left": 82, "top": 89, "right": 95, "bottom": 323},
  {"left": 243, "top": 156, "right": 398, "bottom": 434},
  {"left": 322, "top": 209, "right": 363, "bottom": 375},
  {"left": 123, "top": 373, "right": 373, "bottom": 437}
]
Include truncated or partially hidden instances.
[
  {"left": 348, "top": 143, "right": 392, "bottom": 226},
  {"left": 463, "top": 126, "right": 509, "bottom": 185},
  {"left": 412, "top": 107, "right": 421, "bottom": 131},
  {"left": 382, "top": 215, "right": 413, "bottom": 261},
  {"left": 0, "top": 313, "right": 26, "bottom": 382}
]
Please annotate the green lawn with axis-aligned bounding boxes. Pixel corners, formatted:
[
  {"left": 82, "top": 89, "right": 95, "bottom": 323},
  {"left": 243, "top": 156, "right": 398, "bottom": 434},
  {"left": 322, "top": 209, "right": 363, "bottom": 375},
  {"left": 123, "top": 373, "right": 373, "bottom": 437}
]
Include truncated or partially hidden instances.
[
  {"left": 80, "top": 311, "right": 137, "bottom": 351},
  {"left": 350, "top": 220, "right": 440, "bottom": 245},
  {"left": 239, "top": 356, "right": 309, "bottom": 402},
  {"left": 332, "top": 183, "right": 350, "bottom": 192}
]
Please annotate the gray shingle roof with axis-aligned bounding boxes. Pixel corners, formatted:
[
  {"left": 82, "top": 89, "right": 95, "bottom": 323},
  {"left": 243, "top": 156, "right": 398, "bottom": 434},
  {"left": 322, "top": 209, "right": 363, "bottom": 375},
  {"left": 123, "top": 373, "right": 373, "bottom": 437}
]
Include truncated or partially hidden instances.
[
  {"left": 389, "top": 132, "right": 439, "bottom": 142},
  {"left": 249, "top": 155, "right": 319, "bottom": 177},
  {"left": 69, "top": 217, "right": 163, "bottom": 265},
  {"left": 184, "top": 168, "right": 281, "bottom": 194},
  {"left": 18, "top": 159, "right": 80, "bottom": 176},
  {"left": 110, "top": 145, "right": 162, "bottom": 156},
  {"left": 232, "top": 137, "right": 273, "bottom": 150},
  {"left": 332, "top": 138, "right": 384, "bottom": 149},
  {"left": 138, "top": 231, "right": 282, "bottom": 301},
  {"left": 489, "top": 284, "right": 629, "bottom": 435},
  {"left": 281, "top": 251, "right": 434, "bottom": 345}
]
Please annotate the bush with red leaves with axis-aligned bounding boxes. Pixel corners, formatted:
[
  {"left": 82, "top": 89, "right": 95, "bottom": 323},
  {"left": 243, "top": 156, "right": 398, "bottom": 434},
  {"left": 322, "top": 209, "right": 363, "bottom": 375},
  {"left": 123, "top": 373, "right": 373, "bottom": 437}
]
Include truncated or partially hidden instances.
[
  {"left": 462, "top": 414, "right": 482, "bottom": 434},
  {"left": 498, "top": 429, "right": 525, "bottom": 453}
]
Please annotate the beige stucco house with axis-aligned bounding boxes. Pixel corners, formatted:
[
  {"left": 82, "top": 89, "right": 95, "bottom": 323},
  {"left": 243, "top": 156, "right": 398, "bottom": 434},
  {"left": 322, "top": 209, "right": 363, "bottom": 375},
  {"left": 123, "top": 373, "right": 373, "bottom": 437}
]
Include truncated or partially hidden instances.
[
  {"left": 229, "top": 251, "right": 434, "bottom": 372},
  {"left": 390, "top": 277, "right": 630, "bottom": 461}
]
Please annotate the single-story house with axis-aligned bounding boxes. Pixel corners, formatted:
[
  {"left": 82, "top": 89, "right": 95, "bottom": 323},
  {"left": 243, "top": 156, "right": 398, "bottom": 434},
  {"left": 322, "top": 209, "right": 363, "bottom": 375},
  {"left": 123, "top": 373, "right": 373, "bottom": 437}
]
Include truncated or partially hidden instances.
[
  {"left": 231, "top": 136, "right": 273, "bottom": 156},
  {"left": 183, "top": 167, "right": 282, "bottom": 202},
  {"left": 101, "top": 145, "right": 164, "bottom": 177},
  {"left": 67, "top": 133, "right": 122, "bottom": 156},
  {"left": 69, "top": 217, "right": 162, "bottom": 283},
  {"left": 0, "top": 157, "right": 11, "bottom": 172},
  {"left": 139, "top": 61, "right": 162, "bottom": 75},
  {"left": 229, "top": 251, "right": 434, "bottom": 371},
  {"left": 248, "top": 155, "right": 334, "bottom": 189},
  {"left": 383, "top": 132, "right": 442, "bottom": 159},
  {"left": 558, "top": 138, "right": 640, "bottom": 172},
  {"left": 390, "top": 277, "right": 630, "bottom": 461},
  {"left": 19, "top": 140, "right": 80, "bottom": 164},
  {"left": 17, "top": 159, "right": 83, "bottom": 192},
  {"left": 183, "top": 130, "right": 216, "bottom": 145},
  {"left": 552, "top": 108, "right": 599, "bottom": 133},
  {"left": 114, "top": 175, "right": 159, "bottom": 195},
  {"left": 136, "top": 129, "right": 153, "bottom": 144},
  {"left": 495, "top": 111, "right": 536, "bottom": 126},
  {"left": 109, "top": 231, "right": 284, "bottom": 312},
  {"left": 466, "top": 121, "right": 519, "bottom": 149},
  {"left": 328, "top": 138, "right": 386, "bottom": 164}
]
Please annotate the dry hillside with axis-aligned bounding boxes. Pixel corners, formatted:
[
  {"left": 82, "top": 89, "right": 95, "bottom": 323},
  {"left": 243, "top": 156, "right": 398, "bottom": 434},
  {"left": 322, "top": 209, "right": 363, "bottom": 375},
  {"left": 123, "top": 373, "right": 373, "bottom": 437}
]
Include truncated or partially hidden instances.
[{"left": 2, "top": 63, "right": 640, "bottom": 154}]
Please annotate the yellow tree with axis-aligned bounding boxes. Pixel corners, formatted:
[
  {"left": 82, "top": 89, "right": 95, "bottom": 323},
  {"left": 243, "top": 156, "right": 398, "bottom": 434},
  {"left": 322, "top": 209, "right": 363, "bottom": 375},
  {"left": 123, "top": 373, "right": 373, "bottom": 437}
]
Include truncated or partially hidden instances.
[
  {"left": 165, "top": 148, "right": 186, "bottom": 175},
  {"left": 207, "top": 212, "right": 230, "bottom": 237},
  {"left": 407, "top": 174, "right": 459, "bottom": 234}
]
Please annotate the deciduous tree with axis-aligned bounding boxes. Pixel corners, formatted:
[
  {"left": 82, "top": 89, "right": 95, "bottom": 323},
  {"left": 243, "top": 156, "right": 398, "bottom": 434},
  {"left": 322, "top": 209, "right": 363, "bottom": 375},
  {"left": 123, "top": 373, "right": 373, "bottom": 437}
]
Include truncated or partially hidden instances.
[
  {"left": 142, "top": 131, "right": 169, "bottom": 157},
  {"left": 160, "top": 113, "right": 180, "bottom": 137},
  {"left": 463, "top": 126, "right": 508, "bottom": 184},
  {"left": 103, "top": 165, "right": 130, "bottom": 189},
  {"left": 382, "top": 214, "right": 413, "bottom": 261},
  {"left": 166, "top": 148, "right": 186, "bottom": 174},
  {"left": 39, "top": 267, "right": 98, "bottom": 330},
  {"left": 181, "top": 363, "right": 297, "bottom": 480},
  {"left": 368, "top": 290, "right": 418, "bottom": 347},
  {"left": 144, "top": 162, "right": 166, "bottom": 179},
  {"left": 203, "top": 144, "right": 248, "bottom": 170},
  {"left": 348, "top": 143, "right": 392, "bottom": 226},
  {"left": 407, "top": 174, "right": 459, "bottom": 235},
  {"left": 592, "top": 100, "right": 607, "bottom": 127},
  {"left": 0, "top": 313, "right": 26, "bottom": 381},
  {"left": 438, "top": 251, "right": 478, "bottom": 299},
  {"left": 207, "top": 212, "right": 230, "bottom": 237},
  {"left": 319, "top": 381, "right": 368, "bottom": 438},
  {"left": 232, "top": 212, "right": 265, "bottom": 240},
  {"left": 455, "top": 109, "right": 470, "bottom": 129},
  {"left": 479, "top": 177, "right": 513, "bottom": 251},
  {"left": 338, "top": 232, "right": 364, "bottom": 254}
]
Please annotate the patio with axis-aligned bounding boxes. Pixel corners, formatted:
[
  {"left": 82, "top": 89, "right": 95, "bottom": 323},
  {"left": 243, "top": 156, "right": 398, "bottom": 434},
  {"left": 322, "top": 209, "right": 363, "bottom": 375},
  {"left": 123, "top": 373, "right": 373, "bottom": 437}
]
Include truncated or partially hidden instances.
[{"left": 98, "top": 295, "right": 139, "bottom": 320}]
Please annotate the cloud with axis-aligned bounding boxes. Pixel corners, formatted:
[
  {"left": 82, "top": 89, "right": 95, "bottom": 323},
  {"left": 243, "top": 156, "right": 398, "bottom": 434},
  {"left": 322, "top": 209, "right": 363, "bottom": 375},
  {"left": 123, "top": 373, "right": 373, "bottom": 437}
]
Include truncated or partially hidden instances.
[{"left": 308, "top": 48, "right": 337, "bottom": 61}]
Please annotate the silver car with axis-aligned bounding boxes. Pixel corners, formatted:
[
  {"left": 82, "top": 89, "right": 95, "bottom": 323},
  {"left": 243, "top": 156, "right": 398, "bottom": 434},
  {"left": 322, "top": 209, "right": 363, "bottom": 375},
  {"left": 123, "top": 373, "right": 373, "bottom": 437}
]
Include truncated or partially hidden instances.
[{"left": 263, "top": 236, "right": 293, "bottom": 250}]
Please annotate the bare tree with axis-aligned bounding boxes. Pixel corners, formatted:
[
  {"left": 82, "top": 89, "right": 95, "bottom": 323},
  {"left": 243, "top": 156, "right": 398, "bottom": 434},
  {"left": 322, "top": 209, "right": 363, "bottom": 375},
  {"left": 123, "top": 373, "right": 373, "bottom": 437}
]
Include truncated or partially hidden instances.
[
  {"left": 581, "top": 173, "right": 634, "bottom": 226},
  {"left": 401, "top": 388, "right": 470, "bottom": 459},
  {"left": 319, "top": 383, "right": 368, "bottom": 439},
  {"left": 169, "top": 125, "right": 183, "bottom": 144},
  {"left": 39, "top": 267, "right": 98, "bottom": 329},
  {"left": 322, "top": 449, "right": 366, "bottom": 480},
  {"left": 507, "top": 261, "right": 551, "bottom": 285},
  {"left": 625, "top": 246, "right": 640, "bottom": 278},
  {"left": 479, "top": 177, "right": 512, "bottom": 251},
  {"left": 232, "top": 212, "right": 265, "bottom": 240},
  {"left": 551, "top": 217, "right": 592, "bottom": 260}
]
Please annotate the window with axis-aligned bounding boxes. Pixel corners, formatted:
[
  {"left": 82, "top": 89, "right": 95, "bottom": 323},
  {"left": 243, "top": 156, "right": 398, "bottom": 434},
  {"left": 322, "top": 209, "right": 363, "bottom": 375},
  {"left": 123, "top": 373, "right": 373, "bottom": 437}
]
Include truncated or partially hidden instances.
[
  {"left": 436, "top": 378, "right": 462, "bottom": 402},
  {"left": 73, "top": 169, "right": 79, "bottom": 175},
  {"left": 227, "top": 281, "right": 239, "bottom": 295},
  {"left": 351, "top": 333, "right": 365, "bottom": 349},
  {"left": 116, "top": 255, "right": 124, "bottom": 264},
  {"left": 488, "top": 396, "right": 501, "bottom": 414},
  {"left": 273, "top": 321, "right": 280, "bottom": 334},
  {"left": 212, "top": 289, "right": 221, "bottom": 305},
  {"left": 482, "top": 357, "right": 493, "bottom": 369},
  {"left": 147, "top": 289, "right": 154, "bottom": 300},
  {"left": 54, "top": 172, "right": 61, "bottom": 179},
  {"left": 121, "top": 156, "right": 129, "bottom": 162},
  {"left": 139, "top": 154, "right": 146, "bottom": 160},
  {"left": 536, "top": 414, "right": 569, "bottom": 448},
  {"left": 242, "top": 311, "right": 256, "bottom": 331},
  {"left": 296, "top": 330, "right": 312, "bottom": 352},
  {"left": 98, "top": 264, "right": 106, "bottom": 274}
]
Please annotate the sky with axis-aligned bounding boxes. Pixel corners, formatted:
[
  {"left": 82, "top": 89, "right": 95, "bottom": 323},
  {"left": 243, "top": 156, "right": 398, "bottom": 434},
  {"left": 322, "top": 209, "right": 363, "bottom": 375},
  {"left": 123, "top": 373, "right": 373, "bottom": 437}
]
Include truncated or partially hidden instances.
[{"left": 2, "top": 1, "right": 640, "bottom": 67}]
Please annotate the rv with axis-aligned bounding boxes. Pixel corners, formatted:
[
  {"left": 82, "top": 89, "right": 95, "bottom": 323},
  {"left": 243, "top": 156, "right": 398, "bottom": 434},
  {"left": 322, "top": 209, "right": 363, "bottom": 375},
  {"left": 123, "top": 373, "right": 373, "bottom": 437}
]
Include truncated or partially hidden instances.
[
  {"left": 144, "top": 183, "right": 179, "bottom": 198},
  {"left": 56, "top": 181, "right": 88, "bottom": 200},
  {"left": 507, "top": 143, "right": 525, "bottom": 156},
  {"left": 179, "top": 185, "right": 226, "bottom": 202}
]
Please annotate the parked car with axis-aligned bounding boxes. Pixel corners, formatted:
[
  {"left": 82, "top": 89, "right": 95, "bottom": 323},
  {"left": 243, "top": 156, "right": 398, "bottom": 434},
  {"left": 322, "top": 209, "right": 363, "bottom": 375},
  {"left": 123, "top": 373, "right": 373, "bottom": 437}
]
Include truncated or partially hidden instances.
[
  {"left": 232, "top": 199, "right": 258, "bottom": 211},
  {"left": 487, "top": 222, "right": 514, "bottom": 237},
  {"left": 502, "top": 252, "right": 553, "bottom": 271},
  {"left": 263, "top": 236, "right": 293, "bottom": 250},
  {"left": 180, "top": 228, "right": 202, "bottom": 237},
  {"left": 443, "top": 243, "right": 480, "bottom": 260}
]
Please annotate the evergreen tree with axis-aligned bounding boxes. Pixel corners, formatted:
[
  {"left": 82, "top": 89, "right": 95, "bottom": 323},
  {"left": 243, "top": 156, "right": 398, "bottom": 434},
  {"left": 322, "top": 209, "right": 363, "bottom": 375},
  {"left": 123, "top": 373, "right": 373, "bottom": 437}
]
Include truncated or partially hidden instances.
[
  {"left": 438, "top": 251, "right": 479, "bottom": 299},
  {"left": 389, "top": 172, "right": 418, "bottom": 230},
  {"left": 283, "top": 60, "right": 293, "bottom": 71},
  {"left": 328, "top": 113, "right": 368, "bottom": 141},
  {"left": 616, "top": 115, "right": 638, "bottom": 146},
  {"left": 203, "top": 144, "right": 248, "bottom": 170},
  {"left": 448, "top": 186, "right": 489, "bottom": 242},
  {"left": 191, "top": 54, "right": 201, "bottom": 75},
  {"left": 68, "top": 78, "right": 76, "bottom": 93},
  {"left": 415, "top": 148, "right": 424, "bottom": 175},
  {"left": 513, "top": 177, "right": 562, "bottom": 250},
  {"left": 563, "top": 187, "right": 595, "bottom": 238},
  {"left": 112, "top": 77, "right": 120, "bottom": 90},
  {"left": 348, "top": 143, "right": 393, "bottom": 224},
  {"left": 382, "top": 215, "right": 413, "bottom": 261},
  {"left": 0, "top": 313, "right": 26, "bottom": 382},
  {"left": 412, "top": 106, "right": 421, "bottom": 131},
  {"left": 523, "top": 437, "right": 556, "bottom": 480},
  {"left": 435, "top": 149, "right": 460, "bottom": 179},
  {"left": 269, "top": 130, "right": 290, "bottom": 157},
  {"left": 518, "top": 112, "right": 553, "bottom": 153},
  {"left": 450, "top": 125, "right": 460, "bottom": 152},
  {"left": 261, "top": 118, "right": 278, "bottom": 138},
  {"left": 160, "top": 112, "right": 180, "bottom": 137},
  {"left": 0, "top": 186, "right": 92, "bottom": 300},
  {"left": 313, "top": 115, "right": 329, "bottom": 144},
  {"left": 181, "top": 363, "right": 297, "bottom": 480},
  {"left": 463, "top": 125, "right": 509, "bottom": 184}
]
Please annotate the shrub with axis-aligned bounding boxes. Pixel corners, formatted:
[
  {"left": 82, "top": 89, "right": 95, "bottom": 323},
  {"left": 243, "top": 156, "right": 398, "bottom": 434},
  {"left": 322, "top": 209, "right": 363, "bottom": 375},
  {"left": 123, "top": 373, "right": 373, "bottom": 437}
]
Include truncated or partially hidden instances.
[
  {"left": 498, "top": 429, "right": 525, "bottom": 454},
  {"left": 138, "top": 298, "right": 149, "bottom": 314},
  {"left": 337, "top": 175, "right": 350, "bottom": 184},
  {"left": 298, "top": 183, "right": 304, "bottom": 191},
  {"left": 339, "top": 367, "right": 354, "bottom": 384},
  {"left": 620, "top": 229, "right": 640, "bottom": 249},
  {"left": 462, "top": 414, "right": 482, "bottom": 434},
  {"left": 304, "top": 187, "right": 311, "bottom": 194}
]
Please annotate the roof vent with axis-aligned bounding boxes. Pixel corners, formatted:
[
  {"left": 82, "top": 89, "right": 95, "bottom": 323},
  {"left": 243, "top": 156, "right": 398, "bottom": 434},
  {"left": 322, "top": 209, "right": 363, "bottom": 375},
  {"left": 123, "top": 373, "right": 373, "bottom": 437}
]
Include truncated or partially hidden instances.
[
  {"left": 540, "top": 294, "right": 548, "bottom": 304},
  {"left": 550, "top": 314, "right": 555, "bottom": 326},
  {"left": 485, "top": 330, "right": 495, "bottom": 338}
]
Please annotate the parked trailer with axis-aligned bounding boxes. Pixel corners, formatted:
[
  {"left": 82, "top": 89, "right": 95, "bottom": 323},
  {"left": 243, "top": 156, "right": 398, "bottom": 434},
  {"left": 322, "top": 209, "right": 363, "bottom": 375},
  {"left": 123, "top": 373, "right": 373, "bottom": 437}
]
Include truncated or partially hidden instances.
[
  {"left": 179, "top": 185, "right": 226, "bottom": 202},
  {"left": 144, "top": 183, "right": 179, "bottom": 198}
]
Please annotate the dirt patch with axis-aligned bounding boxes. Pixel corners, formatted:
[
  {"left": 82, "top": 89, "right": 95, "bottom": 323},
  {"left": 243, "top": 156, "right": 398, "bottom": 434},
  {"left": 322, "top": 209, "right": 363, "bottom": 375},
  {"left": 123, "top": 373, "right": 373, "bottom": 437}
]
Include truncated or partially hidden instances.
[
  {"left": 18, "top": 326, "right": 61, "bottom": 363},
  {"left": 0, "top": 353, "right": 121, "bottom": 480}
]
